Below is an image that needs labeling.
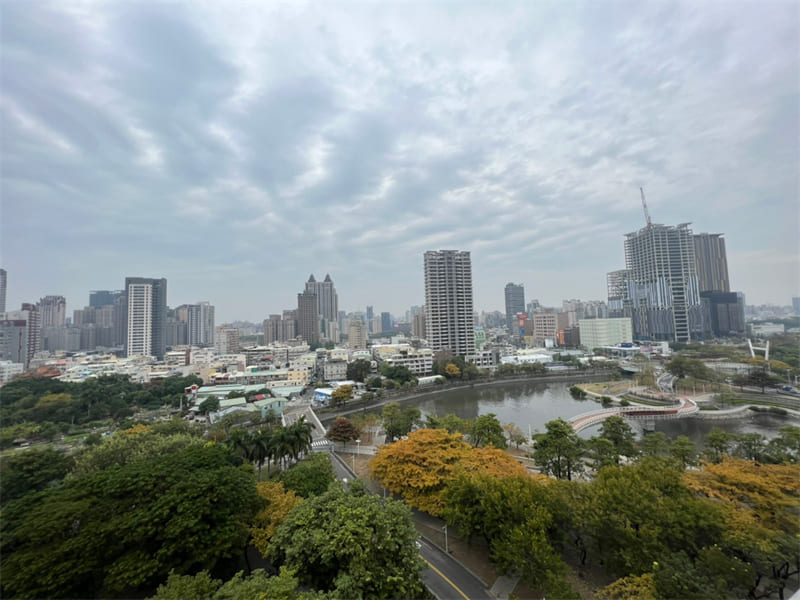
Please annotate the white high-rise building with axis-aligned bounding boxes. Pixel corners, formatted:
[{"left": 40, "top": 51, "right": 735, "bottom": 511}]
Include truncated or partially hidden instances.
[
  {"left": 126, "top": 283, "right": 153, "bottom": 357},
  {"left": 424, "top": 250, "right": 475, "bottom": 357},
  {"left": 187, "top": 302, "right": 215, "bottom": 346}
]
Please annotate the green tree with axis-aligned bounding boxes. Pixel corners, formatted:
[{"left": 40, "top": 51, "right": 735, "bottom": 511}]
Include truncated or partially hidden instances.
[
  {"left": 731, "top": 432, "right": 766, "bottom": 462},
  {"left": 589, "top": 437, "right": 619, "bottom": 470},
  {"left": 443, "top": 473, "right": 576, "bottom": 598},
  {"left": 381, "top": 403, "right": 421, "bottom": 442},
  {"left": 268, "top": 485, "right": 426, "bottom": 599},
  {"left": 149, "top": 570, "right": 221, "bottom": 600},
  {"left": 280, "top": 452, "right": 336, "bottom": 498},
  {"left": 599, "top": 416, "right": 637, "bottom": 464},
  {"left": 426, "top": 413, "right": 470, "bottom": 434},
  {"left": 380, "top": 363, "right": 416, "bottom": 384},
  {"left": 669, "top": 435, "right": 698, "bottom": 470},
  {"left": 638, "top": 431, "right": 670, "bottom": 457},
  {"left": 346, "top": 358, "right": 372, "bottom": 383},
  {"left": 469, "top": 413, "right": 507, "bottom": 448},
  {"left": 569, "top": 385, "right": 587, "bottom": 399},
  {"left": 199, "top": 397, "right": 220, "bottom": 414},
  {"left": 763, "top": 425, "right": 800, "bottom": 463},
  {"left": 703, "top": 428, "right": 733, "bottom": 463},
  {"left": 582, "top": 457, "right": 724, "bottom": 575},
  {"left": 73, "top": 426, "right": 203, "bottom": 476},
  {"left": 0, "top": 446, "right": 75, "bottom": 503},
  {"left": 1, "top": 441, "right": 262, "bottom": 599},
  {"left": 532, "top": 418, "right": 586, "bottom": 480},
  {"left": 150, "top": 568, "right": 300, "bottom": 600}
]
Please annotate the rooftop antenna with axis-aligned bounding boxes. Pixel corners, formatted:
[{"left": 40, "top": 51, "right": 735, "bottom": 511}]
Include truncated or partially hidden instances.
[{"left": 640, "top": 187, "right": 652, "bottom": 227}]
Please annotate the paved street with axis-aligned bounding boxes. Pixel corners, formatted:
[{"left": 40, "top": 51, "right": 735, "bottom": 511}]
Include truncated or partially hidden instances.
[{"left": 328, "top": 452, "right": 494, "bottom": 600}]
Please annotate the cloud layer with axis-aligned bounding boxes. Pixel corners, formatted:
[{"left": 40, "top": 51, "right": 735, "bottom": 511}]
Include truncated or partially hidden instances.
[{"left": 2, "top": 1, "right": 798, "bottom": 321}]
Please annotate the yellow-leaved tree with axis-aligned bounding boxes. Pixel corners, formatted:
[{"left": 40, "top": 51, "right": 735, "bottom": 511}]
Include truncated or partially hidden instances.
[
  {"left": 369, "top": 428, "right": 527, "bottom": 515},
  {"left": 250, "top": 481, "right": 302, "bottom": 558}
]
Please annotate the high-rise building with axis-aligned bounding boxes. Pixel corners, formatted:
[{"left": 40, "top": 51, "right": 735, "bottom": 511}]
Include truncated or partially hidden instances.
[
  {"left": 39, "top": 295, "right": 67, "bottom": 328},
  {"left": 187, "top": 302, "right": 215, "bottom": 346},
  {"left": 793, "top": 297, "right": 800, "bottom": 315},
  {"left": 124, "top": 277, "right": 167, "bottom": 359},
  {"left": 0, "top": 320, "right": 28, "bottom": 367},
  {"left": 504, "top": 283, "right": 525, "bottom": 334},
  {"left": 424, "top": 250, "right": 475, "bottom": 356},
  {"left": 700, "top": 291, "right": 745, "bottom": 336},
  {"left": 297, "top": 290, "right": 320, "bottom": 345},
  {"left": 89, "top": 290, "right": 123, "bottom": 309},
  {"left": 412, "top": 311, "right": 426, "bottom": 338},
  {"left": 3, "top": 303, "right": 41, "bottom": 367},
  {"left": 693, "top": 233, "right": 730, "bottom": 293},
  {"left": 622, "top": 223, "right": 701, "bottom": 342},
  {"left": 381, "top": 312, "right": 392, "bottom": 333},
  {"left": 305, "top": 274, "right": 339, "bottom": 341},
  {"left": 264, "top": 314, "right": 281, "bottom": 344},
  {"left": 0, "top": 269, "right": 6, "bottom": 314},
  {"left": 348, "top": 318, "right": 367, "bottom": 349}
]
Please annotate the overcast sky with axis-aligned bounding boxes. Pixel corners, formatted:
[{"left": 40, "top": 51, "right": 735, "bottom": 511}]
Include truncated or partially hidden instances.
[{"left": 2, "top": 1, "right": 798, "bottom": 323}]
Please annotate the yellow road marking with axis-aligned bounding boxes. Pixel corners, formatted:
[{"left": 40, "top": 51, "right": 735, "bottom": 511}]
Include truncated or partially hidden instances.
[{"left": 422, "top": 556, "right": 471, "bottom": 600}]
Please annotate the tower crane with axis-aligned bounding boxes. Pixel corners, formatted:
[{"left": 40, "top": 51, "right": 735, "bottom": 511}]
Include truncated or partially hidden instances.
[{"left": 640, "top": 187, "right": 652, "bottom": 227}]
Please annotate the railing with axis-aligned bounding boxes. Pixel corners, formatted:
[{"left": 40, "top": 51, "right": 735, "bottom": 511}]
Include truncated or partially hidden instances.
[{"left": 569, "top": 397, "right": 698, "bottom": 432}]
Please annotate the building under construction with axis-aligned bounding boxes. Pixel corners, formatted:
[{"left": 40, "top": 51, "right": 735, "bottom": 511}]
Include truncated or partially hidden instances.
[{"left": 622, "top": 222, "right": 702, "bottom": 342}]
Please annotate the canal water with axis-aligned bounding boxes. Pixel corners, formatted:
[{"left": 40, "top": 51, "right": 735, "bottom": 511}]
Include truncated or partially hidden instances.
[{"left": 404, "top": 380, "right": 798, "bottom": 444}]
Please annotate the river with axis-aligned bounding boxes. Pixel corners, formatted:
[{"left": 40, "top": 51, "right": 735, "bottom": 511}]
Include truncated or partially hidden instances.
[{"left": 403, "top": 380, "right": 799, "bottom": 444}]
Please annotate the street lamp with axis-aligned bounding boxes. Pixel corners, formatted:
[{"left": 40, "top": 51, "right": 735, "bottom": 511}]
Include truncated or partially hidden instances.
[
  {"left": 442, "top": 524, "right": 449, "bottom": 554},
  {"left": 353, "top": 439, "right": 361, "bottom": 472}
]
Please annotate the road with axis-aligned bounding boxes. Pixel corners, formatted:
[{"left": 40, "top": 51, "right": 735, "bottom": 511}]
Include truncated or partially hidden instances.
[
  {"left": 328, "top": 452, "right": 493, "bottom": 600},
  {"left": 418, "top": 537, "right": 493, "bottom": 600}
]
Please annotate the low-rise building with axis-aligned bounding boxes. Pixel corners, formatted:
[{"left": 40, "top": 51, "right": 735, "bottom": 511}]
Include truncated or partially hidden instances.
[
  {"left": 380, "top": 347, "right": 434, "bottom": 376},
  {"left": 323, "top": 359, "right": 348, "bottom": 382}
]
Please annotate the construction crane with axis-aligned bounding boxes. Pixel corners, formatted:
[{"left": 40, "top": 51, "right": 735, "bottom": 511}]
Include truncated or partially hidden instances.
[{"left": 640, "top": 186, "right": 652, "bottom": 227}]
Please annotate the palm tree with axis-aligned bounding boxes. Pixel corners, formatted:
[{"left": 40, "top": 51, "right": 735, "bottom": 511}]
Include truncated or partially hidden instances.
[
  {"left": 224, "top": 428, "right": 252, "bottom": 463},
  {"left": 289, "top": 417, "right": 313, "bottom": 462},
  {"left": 270, "top": 426, "right": 293, "bottom": 470},
  {"left": 251, "top": 428, "right": 273, "bottom": 481}
]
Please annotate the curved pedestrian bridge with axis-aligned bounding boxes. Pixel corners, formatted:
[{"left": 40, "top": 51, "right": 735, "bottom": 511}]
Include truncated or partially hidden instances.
[{"left": 569, "top": 397, "right": 699, "bottom": 433}]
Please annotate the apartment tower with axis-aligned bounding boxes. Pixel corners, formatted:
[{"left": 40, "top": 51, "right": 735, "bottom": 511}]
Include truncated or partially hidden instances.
[
  {"left": 504, "top": 283, "right": 525, "bottom": 334},
  {"left": 424, "top": 250, "right": 475, "bottom": 356},
  {"left": 124, "top": 277, "right": 167, "bottom": 359},
  {"left": 297, "top": 290, "right": 320, "bottom": 345},
  {"left": 0, "top": 269, "right": 6, "bottom": 314},
  {"left": 187, "top": 302, "right": 215, "bottom": 346}
]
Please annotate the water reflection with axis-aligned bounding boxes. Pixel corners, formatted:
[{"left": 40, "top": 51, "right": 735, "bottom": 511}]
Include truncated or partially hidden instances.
[{"left": 406, "top": 381, "right": 798, "bottom": 442}]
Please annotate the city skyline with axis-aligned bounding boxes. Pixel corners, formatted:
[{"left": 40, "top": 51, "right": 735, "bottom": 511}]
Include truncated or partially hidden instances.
[{"left": 2, "top": 2, "right": 798, "bottom": 322}]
